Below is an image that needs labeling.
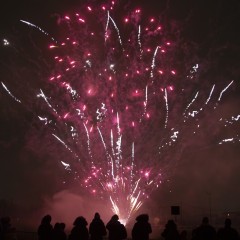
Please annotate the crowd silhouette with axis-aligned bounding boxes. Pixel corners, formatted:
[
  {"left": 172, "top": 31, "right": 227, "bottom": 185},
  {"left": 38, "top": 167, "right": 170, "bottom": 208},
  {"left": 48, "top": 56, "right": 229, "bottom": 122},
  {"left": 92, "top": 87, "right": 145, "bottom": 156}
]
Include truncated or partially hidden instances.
[{"left": 1, "top": 214, "right": 240, "bottom": 240}]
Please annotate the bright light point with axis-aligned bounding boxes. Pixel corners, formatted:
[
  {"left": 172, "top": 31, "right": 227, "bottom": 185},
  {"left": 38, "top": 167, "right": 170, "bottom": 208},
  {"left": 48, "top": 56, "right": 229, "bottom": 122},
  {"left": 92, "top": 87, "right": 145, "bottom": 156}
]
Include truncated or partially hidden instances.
[
  {"left": 72, "top": 41, "right": 76, "bottom": 45},
  {"left": 171, "top": 70, "right": 176, "bottom": 75},
  {"left": 102, "top": 6, "right": 106, "bottom": 10},
  {"left": 63, "top": 113, "right": 69, "bottom": 119},
  {"left": 57, "top": 75, "right": 61, "bottom": 79},
  {"left": 147, "top": 48, "right": 151, "bottom": 52},
  {"left": 90, "top": 126, "right": 93, "bottom": 132},
  {"left": 110, "top": 64, "right": 115, "bottom": 70},
  {"left": 160, "top": 88, "right": 164, "bottom": 92},
  {"left": 61, "top": 43, "right": 66, "bottom": 46},
  {"left": 92, "top": 189, "right": 96, "bottom": 193},
  {"left": 88, "top": 89, "right": 92, "bottom": 94},
  {"left": 70, "top": 61, "right": 75, "bottom": 65},
  {"left": 79, "top": 18, "right": 85, "bottom": 23},
  {"left": 87, "top": 6, "right": 92, "bottom": 11},
  {"left": 161, "top": 49, "right": 165, "bottom": 53},
  {"left": 132, "top": 121, "right": 135, "bottom": 127},
  {"left": 146, "top": 113, "right": 150, "bottom": 118},
  {"left": 49, "top": 77, "right": 55, "bottom": 81},
  {"left": 145, "top": 172, "right": 150, "bottom": 177},
  {"left": 158, "top": 70, "right": 163, "bottom": 74},
  {"left": 169, "top": 86, "right": 174, "bottom": 91},
  {"left": 166, "top": 42, "right": 171, "bottom": 45},
  {"left": 125, "top": 106, "right": 129, "bottom": 110},
  {"left": 65, "top": 16, "right": 70, "bottom": 20},
  {"left": 3, "top": 39, "right": 10, "bottom": 46},
  {"left": 111, "top": 93, "right": 114, "bottom": 98},
  {"left": 150, "top": 18, "right": 154, "bottom": 22},
  {"left": 124, "top": 18, "right": 129, "bottom": 23},
  {"left": 49, "top": 45, "right": 57, "bottom": 49},
  {"left": 109, "top": 76, "right": 112, "bottom": 81},
  {"left": 135, "top": 9, "right": 141, "bottom": 13},
  {"left": 157, "top": 26, "right": 162, "bottom": 30}
]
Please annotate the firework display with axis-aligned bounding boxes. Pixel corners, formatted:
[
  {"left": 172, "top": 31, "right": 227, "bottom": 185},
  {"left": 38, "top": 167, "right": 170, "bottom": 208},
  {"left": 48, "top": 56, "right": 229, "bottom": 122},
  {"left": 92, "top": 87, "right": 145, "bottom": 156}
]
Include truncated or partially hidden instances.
[{"left": 1, "top": 1, "right": 239, "bottom": 223}]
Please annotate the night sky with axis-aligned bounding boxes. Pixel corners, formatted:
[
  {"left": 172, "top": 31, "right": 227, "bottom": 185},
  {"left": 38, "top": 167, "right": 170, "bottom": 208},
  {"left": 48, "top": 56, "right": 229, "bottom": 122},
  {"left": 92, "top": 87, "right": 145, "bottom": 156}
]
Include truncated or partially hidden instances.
[{"left": 0, "top": 0, "right": 240, "bottom": 233}]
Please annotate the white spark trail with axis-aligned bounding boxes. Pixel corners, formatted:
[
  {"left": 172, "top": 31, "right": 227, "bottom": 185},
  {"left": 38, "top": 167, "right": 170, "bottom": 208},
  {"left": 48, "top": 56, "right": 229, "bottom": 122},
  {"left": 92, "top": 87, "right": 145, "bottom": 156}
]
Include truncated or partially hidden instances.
[
  {"left": 150, "top": 46, "right": 160, "bottom": 79},
  {"left": 109, "top": 14, "right": 123, "bottom": 47},
  {"left": 205, "top": 84, "right": 215, "bottom": 105},
  {"left": 164, "top": 88, "right": 169, "bottom": 128},
  {"left": 20, "top": 20, "right": 57, "bottom": 43},
  {"left": 105, "top": 11, "right": 110, "bottom": 42},
  {"left": 218, "top": 80, "right": 234, "bottom": 101},
  {"left": 138, "top": 25, "right": 143, "bottom": 58},
  {"left": 1, "top": 82, "right": 21, "bottom": 103},
  {"left": 97, "top": 126, "right": 115, "bottom": 178},
  {"left": 37, "top": 89, "right": 58, "bottom": 115},
  {"left": 183, "top": 91, "right": 199, "bottom": 118},
  {"left": 52, "top": 134, "right": 79, "bottom": 159},
  {"left": 83, "top": 123, "right": 93, "bottom": 160}
]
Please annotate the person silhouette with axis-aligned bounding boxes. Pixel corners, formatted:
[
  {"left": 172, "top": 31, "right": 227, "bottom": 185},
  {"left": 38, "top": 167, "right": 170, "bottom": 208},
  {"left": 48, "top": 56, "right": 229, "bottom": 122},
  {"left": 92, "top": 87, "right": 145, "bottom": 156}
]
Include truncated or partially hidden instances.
[
  {"left": 68, "top": 216, "right": 89, "bottom": 240},
  {"left": 37, "top": 215, "right": 53, "bottom": 240},
  {"left": 161, "top": 219, "right": 180, "bottom": 240},
  {"left": 217, "top": 218, "right": 239, "bottom": 240},
  {"left": 0, "top": 216, "right": 16, "bottom": 240},
  {"left": 89, "top": 212, "right": 107, "bottom": 240},
  {"left": 106, "top": 215, "right": 127, "bottom": 240},
  {"left": 191, "top": 217, "right": 216, "bottom": 240},
  {"left": 53, "top": 222, "right": 67, "bottom": 240},
  {"left": 132, "top": 214, "right": 152, "bottom": 240}
]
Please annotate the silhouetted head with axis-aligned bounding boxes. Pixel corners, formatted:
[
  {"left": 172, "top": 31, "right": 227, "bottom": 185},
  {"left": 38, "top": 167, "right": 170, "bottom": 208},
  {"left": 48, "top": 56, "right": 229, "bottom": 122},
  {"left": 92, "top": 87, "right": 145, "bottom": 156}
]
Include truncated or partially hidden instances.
[
  {"left": 111, "top": 214, "right": 119, "bottom": 221},
  {"left": 136, "top": 214, "right": 149, "bottom": 222},
  {"left": 60, "top": 223, "right": 66, "bottom": 230},
  {"left": 41, "top": 215, "right": 52, "bottom": 224},
  {"left": 73, "top": 216, "right": 88, "bottom": 226},
  {"left": 225, "top": 218, "right": 231, "bottom": 228},
  {"left": 202, "top": 217, "right": 209, "bottom": 225},
  {"left": 166, "top": 220, "right": 177, "bottom": 229},
  {"left": 94, "top": 212, "right": 100, "bottom": 219},
  {"left": 54, "top": 223, "right": 60, "bottom": 230}
]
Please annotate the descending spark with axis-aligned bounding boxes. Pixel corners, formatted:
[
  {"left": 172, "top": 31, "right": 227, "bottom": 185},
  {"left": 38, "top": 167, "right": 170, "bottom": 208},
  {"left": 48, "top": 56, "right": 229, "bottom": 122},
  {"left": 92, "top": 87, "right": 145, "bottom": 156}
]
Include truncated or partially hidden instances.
[
  {"left": 37, "top": 89, "right": 58, "bottom": 115},
  {"left": 164, "top": 88, "right": 169, "bottom": 128},
  {"left": 83, "top": 123, "right": 93, "bottom": 160},
  {"left": 109, "top": 13, "right": 123, "bottom": 47},
  {"left": 183, "top": 91, "right": 199, "bottom": 118},
  {"left": 218, "top": 80, "right": 234, "bottom": 101},
  {"left": 150, "top": 46, "right": 160, "bottom": 79},
  {"left": 1, "top": 82, "right": 21, "bottom": 103},
  {"left": 52, "top": 134, "right": 79, "bottom": 160},
  {"left": 219, "top": 136, "right": 240, "bottom": 144},
  {"left": 138, "top": 25, "right": 143, "bottom": 57},
  {"left": 61, "top": 161, "right": 71, "bottom": 171},
  {"left": 205, "top": 84, "right": 215, "bottom": 105},
  {"left": 20, "top": 20, "right": 57, "bottom": 43}
]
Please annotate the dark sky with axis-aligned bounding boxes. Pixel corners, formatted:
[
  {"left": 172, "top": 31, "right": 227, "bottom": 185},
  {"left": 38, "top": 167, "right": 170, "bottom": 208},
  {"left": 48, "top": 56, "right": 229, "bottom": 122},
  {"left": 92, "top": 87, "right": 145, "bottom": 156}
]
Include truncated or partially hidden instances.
[{"left": 0, "top": 0, "right": 240, "bottom": 232}]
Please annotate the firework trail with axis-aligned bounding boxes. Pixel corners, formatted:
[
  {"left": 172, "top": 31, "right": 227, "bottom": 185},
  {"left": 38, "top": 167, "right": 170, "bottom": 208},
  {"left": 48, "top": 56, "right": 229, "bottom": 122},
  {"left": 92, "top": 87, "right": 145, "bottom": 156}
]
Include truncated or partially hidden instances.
[{"left": 1, "top": 1, "right": 239, "bottom": 222}]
